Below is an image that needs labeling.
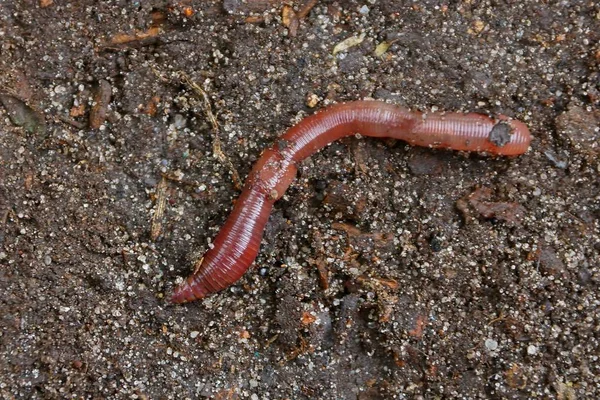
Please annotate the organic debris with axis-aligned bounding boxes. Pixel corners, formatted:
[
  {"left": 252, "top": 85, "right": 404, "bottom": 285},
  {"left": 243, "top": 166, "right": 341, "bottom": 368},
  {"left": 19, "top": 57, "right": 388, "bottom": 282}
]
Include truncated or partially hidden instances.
[{"left": 0, "top": 94, "right": 46, "bottom": 134}]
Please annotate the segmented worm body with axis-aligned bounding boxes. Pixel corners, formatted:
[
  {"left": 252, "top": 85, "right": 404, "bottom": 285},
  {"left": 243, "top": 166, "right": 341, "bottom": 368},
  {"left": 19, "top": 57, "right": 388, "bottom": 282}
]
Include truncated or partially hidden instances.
[{"left": 172, "top": 100, "right": 531, "bottom": 303}]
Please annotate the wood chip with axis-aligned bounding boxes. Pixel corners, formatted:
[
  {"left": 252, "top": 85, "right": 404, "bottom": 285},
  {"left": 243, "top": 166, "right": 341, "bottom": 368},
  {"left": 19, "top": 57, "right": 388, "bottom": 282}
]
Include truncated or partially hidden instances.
[
  {"left": 89, "top": 79, "right": 111, "bottom": 129},
  {"left": 109, "top": 26, "right": 161, "bottom": 46},
  {"left": 282, "top": 5, "right": 299, "bottom": 37},
  {"left": 312, "top": 257, "right": 329, "bottom": 290},
  {"left": 296, "top": 0, "right": 318, "bottom": 19}
]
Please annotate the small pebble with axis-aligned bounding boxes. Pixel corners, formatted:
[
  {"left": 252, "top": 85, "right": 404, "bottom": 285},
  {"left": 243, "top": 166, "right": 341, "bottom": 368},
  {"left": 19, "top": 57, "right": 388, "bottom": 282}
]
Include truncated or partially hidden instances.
[
  {"left": 305, "top": 93, "right": 320, "bottom": 108},
  {"left": 172, "top": 114, "right": 187, "bottom": 129},
  {"left": 527, "top": 345, "right": 538, "bottom": 355},
  {"left": 544, "top": 149, "right": 568, "bottom": 169},
  {"left": 485, "top": 338, "right": 498, "bottom": 351},
  {"left": 190, "top": 331, "right": 199, "bottom": 339}
]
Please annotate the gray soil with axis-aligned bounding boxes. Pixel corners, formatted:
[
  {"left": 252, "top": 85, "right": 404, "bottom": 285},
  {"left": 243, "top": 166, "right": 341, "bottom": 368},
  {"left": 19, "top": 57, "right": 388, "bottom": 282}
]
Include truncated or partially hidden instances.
[{"left": 1, "top": 1, "right": 599, "bottom": 399}]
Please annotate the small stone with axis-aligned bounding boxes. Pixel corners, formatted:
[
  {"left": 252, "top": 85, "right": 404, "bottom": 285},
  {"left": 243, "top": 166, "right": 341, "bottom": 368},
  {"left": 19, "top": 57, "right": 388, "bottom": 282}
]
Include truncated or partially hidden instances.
[
  {"left": 172, "top": 114, "right": 187, "bottom": 129},
  {"left": 249, "top": 379, "right": 259, "bottom": 388},
  {"left": 527, "top": 345, "right": 538, "bottom": 355},
  {"left": 485, "top": 338, "right": 498, "bottom": 351},
  {"left": 305, "top": 93, "right": 320, "bottom": 108},
  {"left": 544, "top": 149, "right": 568, "bottom": 169},
  {"left": 190, "top": 331, "right": 199, "bottom": 339}
]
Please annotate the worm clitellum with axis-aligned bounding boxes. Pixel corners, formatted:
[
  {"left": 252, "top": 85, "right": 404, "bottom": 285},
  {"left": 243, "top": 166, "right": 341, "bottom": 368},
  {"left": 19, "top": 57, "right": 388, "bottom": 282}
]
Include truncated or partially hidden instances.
[{"left": 171, "top": 100, "right": 531, "bottom": 303}]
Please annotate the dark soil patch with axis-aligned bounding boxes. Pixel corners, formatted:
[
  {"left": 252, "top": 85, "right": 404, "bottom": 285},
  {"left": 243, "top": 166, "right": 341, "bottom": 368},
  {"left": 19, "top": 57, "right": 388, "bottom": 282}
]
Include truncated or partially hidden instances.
[{"left": 1, "top": 1, "right": 598, "bottom": 398}]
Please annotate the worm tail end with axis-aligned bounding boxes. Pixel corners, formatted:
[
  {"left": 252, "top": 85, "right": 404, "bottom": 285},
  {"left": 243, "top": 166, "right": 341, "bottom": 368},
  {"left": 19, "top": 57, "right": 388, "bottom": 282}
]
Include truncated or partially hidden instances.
[{"left": 170, "top": 275, "right": 209, "bottom": 304}]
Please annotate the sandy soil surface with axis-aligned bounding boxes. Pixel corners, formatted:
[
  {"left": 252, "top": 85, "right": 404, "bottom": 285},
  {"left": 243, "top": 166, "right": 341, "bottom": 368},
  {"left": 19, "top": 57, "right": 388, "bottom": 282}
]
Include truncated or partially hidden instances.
[{"left": 0, "top": 1, "right": 598, "bottom": 398}]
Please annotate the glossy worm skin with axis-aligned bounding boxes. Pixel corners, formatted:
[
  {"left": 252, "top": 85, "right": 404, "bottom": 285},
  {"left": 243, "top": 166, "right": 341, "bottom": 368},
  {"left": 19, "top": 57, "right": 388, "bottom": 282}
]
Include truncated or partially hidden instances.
[{"left": 171, "top": 100, "right": 531, "bottom": 303}]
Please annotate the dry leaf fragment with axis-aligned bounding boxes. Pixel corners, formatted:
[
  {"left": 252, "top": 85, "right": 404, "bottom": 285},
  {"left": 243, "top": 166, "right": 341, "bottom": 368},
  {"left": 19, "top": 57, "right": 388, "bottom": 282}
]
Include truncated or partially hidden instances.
[
  {"left": 506, "top": 364, "right": 527, "bottom": 389},
  {"left": 301, "top": 312, "right": 317, "bottom": 325},
  {"left": 373, "top": 277, "right": 398, "bottom": 290},
  {"left": 408, "top": 314, "right": 427, "bottom": 338},
  {"left": 0, "top": 94, "right": 46, "bottom": 134},
  {"left": 468, "top": 20, "right": 485, "bottom": 35},
  {"left": 142, "top": 96, "right": 161, "bottom": 116},
  {"left": 374, "top": 41, "right": 391, "bottom": 57},
  {"left": 239, "top": 330, "right": 251, "bottom": 339},
  {"left": 70, "top": 104, "right": 86, "bottom": 117},
  {"left": 457, "top": 186, "right": 526, "bottom": 226},
  {"left": 333, "top": 32, "right": 366, "bottom": 55}
]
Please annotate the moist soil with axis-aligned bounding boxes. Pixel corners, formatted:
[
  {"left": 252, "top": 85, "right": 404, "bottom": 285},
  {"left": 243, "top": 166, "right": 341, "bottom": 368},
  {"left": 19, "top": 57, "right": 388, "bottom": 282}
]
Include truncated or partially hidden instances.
[{"left": 0, "top": 1, "right": 599, "bottom": 399}]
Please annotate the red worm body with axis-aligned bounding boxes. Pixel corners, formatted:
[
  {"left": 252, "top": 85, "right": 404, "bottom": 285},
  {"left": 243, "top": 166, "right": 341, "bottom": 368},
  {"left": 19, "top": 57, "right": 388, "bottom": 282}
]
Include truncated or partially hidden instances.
[{"left": 171, "top": 100, "right": 531, "bottom": 303}]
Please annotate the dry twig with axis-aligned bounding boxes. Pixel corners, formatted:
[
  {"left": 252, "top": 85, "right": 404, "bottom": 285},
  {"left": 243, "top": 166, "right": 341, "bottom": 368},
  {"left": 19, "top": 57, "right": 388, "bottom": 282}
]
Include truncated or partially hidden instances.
[
  {"left": 150, "top": 176, "right": 168, "bottom": 241},
  {"left": 178, "top": 72, "right": 242, "bottom": 190}
]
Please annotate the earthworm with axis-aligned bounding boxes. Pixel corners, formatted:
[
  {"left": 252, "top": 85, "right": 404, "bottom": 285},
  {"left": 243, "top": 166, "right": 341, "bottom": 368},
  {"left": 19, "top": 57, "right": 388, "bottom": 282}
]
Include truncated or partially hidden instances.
[{"left": 171, "top": 100, "right": 531, "bottom": 303}]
